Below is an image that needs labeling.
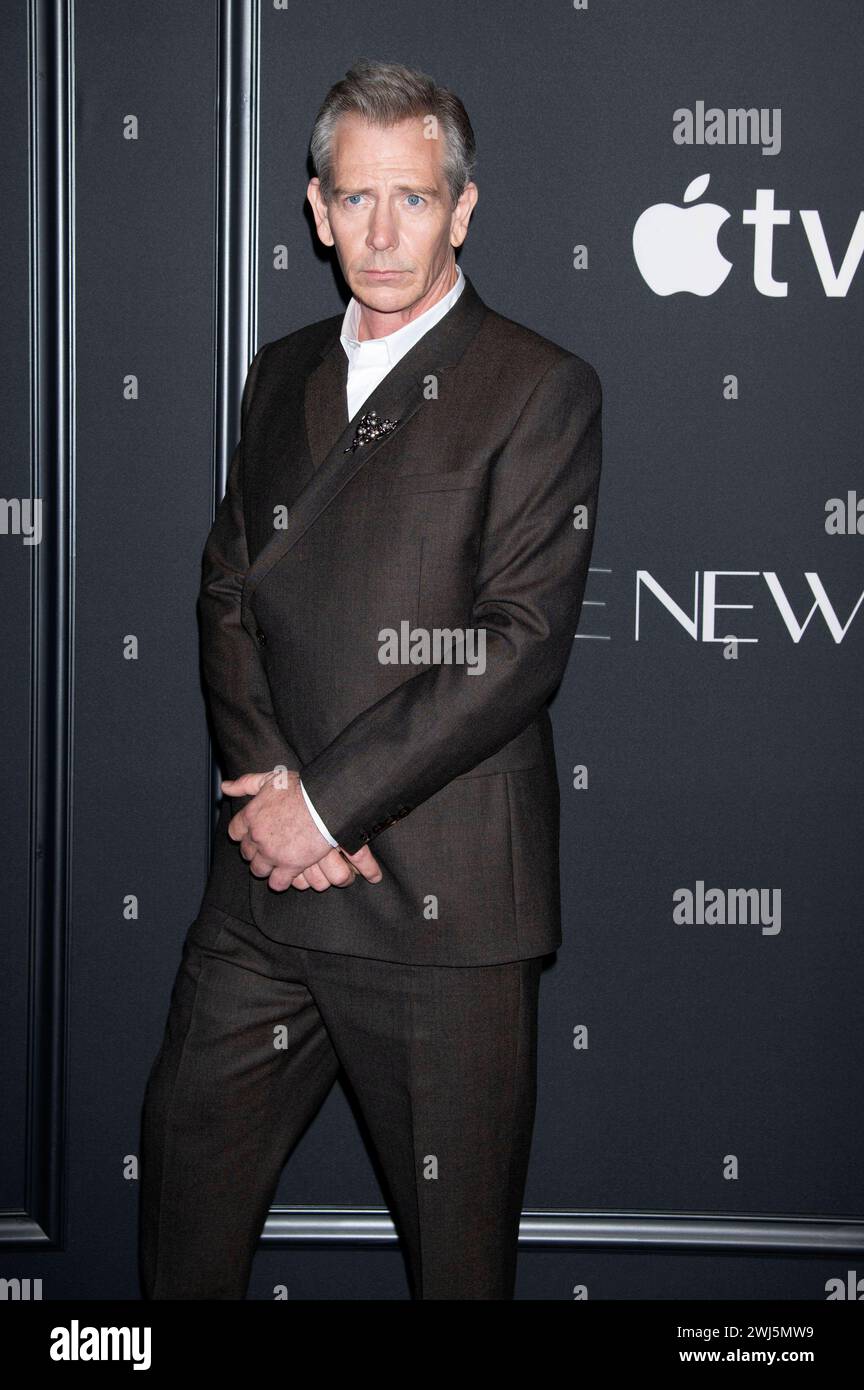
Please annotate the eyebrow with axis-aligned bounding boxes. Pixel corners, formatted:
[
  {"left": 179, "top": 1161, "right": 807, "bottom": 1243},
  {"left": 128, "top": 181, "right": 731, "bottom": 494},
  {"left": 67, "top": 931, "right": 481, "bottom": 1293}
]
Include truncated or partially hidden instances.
[{"left": 332, "top": 184, "right": 442, "bottom": 199}]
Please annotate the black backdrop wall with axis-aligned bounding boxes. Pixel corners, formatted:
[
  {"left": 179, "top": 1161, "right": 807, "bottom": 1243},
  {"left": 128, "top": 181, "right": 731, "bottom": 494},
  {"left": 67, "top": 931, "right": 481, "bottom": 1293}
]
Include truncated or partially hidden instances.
[{"left": 2, "top": 0, "right": 862, "bottom": 1300}]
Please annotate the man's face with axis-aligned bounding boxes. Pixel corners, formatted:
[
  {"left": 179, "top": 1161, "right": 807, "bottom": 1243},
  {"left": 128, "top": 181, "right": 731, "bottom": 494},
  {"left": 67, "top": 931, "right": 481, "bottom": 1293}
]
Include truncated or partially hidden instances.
[{"left": 307, "top": 113, "right": 477, "bottom": 317}]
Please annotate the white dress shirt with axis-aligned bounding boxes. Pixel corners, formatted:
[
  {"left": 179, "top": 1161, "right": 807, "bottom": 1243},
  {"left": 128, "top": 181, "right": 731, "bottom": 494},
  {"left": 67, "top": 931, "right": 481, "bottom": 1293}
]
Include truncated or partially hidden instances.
[{"left": 299, "top": 266, "right": 466, "bottom": 848}]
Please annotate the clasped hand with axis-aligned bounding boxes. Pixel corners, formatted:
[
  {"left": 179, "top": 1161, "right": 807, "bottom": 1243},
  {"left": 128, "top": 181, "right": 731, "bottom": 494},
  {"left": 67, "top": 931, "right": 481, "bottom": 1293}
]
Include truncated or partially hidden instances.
[{"left": 221, "top": 768, "right": 383, "bottom": 892}]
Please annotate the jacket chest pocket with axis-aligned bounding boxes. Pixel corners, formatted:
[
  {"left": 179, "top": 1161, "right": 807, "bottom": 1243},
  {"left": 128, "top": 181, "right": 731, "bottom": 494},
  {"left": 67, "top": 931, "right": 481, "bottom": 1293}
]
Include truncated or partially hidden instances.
[{"left": 381, "top": 465, "right": 488, "bottom": 495}]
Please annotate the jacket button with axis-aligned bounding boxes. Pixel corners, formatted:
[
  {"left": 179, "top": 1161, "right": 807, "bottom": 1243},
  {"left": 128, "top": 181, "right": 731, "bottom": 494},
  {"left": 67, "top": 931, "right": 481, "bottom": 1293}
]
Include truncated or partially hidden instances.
[{"left": 256, "top": 628, "right": 267, "bottom": 645}]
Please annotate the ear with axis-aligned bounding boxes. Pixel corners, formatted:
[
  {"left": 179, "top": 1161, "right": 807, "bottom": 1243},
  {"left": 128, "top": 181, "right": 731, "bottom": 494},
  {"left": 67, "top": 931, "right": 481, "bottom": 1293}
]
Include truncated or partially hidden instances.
[
  {"left": 450, "top": 181, "right": 478, "bottom": 248},
  {"left": 307, "top": 177, "right": 335, "bottom": 247}
]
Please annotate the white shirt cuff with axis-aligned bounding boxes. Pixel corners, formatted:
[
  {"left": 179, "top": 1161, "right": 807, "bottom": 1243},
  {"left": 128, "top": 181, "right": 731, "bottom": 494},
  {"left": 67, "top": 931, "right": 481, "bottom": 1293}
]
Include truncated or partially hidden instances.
[{"left": 300, "top": 779, "right": 339, "bottom": 847}]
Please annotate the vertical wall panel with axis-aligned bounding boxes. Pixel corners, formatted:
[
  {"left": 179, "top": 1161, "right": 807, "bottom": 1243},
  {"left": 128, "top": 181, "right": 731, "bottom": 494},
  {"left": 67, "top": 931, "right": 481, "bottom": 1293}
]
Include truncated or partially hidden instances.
[{"left": 0, "top": 0, "right": 36, "bottom": 1219}]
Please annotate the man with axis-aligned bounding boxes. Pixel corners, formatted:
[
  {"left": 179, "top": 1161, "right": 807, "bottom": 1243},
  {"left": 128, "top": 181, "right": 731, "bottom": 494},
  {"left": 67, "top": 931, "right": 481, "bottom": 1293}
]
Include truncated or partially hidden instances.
[{"left": 140, "top": 58, "right": 602, "bottom": 1300}]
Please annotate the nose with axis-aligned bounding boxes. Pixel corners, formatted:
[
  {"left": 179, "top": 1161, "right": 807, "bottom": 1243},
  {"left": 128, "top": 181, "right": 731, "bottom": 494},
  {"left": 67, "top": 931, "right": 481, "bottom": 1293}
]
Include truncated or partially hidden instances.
[{"left": 366, "top": 202, "right": 397, "bottom": 253}]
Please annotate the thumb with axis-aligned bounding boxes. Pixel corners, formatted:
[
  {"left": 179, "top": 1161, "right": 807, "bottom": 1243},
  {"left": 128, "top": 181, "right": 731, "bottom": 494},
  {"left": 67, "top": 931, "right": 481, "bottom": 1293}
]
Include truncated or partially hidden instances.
[
  {"left": 342, "top": 845, "right": 384, "bottom": 883},
  {"left": 221, "top": 771, "right": 272, "bottom": 797}
]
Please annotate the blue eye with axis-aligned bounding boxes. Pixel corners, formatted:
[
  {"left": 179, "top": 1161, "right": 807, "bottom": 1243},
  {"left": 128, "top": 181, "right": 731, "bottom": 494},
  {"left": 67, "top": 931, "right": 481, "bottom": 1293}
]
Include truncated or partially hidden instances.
[
  {"left": 406, "top": 194, "right": 424, "bottom": 207},
  {"left": 346, "top": 194, "right": 363, "bottom": 206}
]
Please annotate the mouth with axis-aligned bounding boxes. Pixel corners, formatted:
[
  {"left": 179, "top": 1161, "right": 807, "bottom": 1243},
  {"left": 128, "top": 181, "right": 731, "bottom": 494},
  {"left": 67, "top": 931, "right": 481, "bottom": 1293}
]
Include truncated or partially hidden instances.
[{"left": 361, "top": 269, "right": 406, "bottom": 278}]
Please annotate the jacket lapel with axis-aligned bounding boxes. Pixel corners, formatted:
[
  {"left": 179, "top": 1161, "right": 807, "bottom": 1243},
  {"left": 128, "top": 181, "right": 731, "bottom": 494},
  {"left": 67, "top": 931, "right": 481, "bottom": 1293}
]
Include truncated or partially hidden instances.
[
  {"left": 303, "top": 339, "right": 349, "bottom": 470},
  {"left": 241, "top": 271, "right": 488, "bottom": 634}
]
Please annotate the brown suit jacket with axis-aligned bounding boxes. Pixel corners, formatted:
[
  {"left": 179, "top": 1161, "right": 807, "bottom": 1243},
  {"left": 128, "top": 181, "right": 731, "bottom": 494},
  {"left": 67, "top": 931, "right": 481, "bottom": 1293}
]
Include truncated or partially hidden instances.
[{"left": 197, "top": 271, "right": 602, "bottom": 965}]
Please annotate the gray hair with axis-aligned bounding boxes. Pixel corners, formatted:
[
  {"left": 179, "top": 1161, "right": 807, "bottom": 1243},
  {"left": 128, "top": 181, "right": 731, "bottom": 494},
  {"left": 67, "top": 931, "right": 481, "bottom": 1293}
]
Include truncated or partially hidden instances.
[{"left": 309, "top": 58, "right": 476, "bottom": 209}]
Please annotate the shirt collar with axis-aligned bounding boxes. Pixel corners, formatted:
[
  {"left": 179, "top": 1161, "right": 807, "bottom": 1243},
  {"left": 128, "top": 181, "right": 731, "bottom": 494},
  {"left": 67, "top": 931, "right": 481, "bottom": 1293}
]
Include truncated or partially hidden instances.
[{"left": 339, "top": 264, "right": 465, "bottom": 368}]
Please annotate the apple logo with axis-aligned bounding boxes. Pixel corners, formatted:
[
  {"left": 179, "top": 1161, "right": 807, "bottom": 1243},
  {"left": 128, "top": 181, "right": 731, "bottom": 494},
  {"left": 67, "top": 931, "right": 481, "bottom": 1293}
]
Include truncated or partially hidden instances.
[{"left": 633, "top": 173, "right": 732, "bottom": 296}]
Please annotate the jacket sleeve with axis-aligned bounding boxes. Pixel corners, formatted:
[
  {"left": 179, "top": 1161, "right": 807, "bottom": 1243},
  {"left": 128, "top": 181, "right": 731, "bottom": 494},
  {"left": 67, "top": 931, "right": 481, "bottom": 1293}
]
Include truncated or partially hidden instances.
[
  {"left": 299, "top": 353, "right": 603, "bottom": 853},
  {"left": 197, "top": 343, "right": 303, "bottom": 795}
]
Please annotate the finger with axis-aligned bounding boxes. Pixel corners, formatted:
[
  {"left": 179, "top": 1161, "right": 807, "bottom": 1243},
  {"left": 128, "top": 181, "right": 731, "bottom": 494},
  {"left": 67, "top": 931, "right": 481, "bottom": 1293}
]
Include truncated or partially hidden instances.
[
  {"left": 341, "top": 845, "right": 383, "bottom": 883},
  {"left": 318, "top": 850, "right": 356, "bottom": 887},
  {"left": 249, "top": 852, "right": 275, "bottom": 878},
  {"left": 239, "top": 834, "right": 259, "bottom": 862},
  {"left": 267, "top": 867, "right": 294, "bottom": 892},
  {"left": 237, "top": 835, "right": 273, "bottom": 875},
  {"left": 239, "top": 835, "right": 275, "bottom": 871},
  {"left": 291, "top": 873, "right": 311, "bottom": 890},
  {"left": 302, "top": 863, "right": 330, "bottom": 893}
]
